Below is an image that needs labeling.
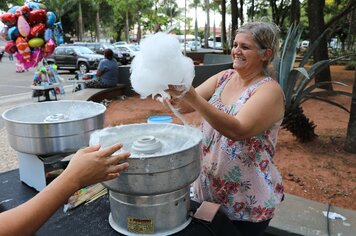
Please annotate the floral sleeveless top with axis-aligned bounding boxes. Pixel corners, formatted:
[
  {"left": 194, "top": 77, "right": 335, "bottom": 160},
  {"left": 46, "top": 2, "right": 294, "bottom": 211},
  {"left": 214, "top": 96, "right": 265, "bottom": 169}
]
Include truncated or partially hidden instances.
[{"left": 192, "top": 69, "right": 284, "bottom": 222}]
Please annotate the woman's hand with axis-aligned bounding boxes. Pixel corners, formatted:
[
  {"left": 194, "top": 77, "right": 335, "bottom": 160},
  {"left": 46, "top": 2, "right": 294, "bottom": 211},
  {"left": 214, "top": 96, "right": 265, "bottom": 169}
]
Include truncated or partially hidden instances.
[{"left": 64, "top": 143, "right": 130, "bottom": 188}]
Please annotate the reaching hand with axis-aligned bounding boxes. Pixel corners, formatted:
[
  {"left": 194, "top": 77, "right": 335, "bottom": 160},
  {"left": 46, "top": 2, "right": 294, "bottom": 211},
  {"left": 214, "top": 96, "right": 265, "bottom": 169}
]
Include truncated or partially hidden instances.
[{"left": 65, "top": 143, "right": 130, "bottom": 188}]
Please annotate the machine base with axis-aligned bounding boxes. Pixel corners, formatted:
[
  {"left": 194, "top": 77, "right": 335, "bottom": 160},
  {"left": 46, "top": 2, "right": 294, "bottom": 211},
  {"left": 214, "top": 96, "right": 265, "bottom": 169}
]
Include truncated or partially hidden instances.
[
  {"left": 109, "top": 213, "right": 192, "bottom": 236},
  {"left": 17, "top": 152, "right": 70, "bottom": 191}
]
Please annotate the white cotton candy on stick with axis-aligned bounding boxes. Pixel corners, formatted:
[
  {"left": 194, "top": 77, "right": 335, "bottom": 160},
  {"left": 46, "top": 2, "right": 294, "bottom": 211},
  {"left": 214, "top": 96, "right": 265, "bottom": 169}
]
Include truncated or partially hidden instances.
[{"left": 130, "top": 32, "right": 195, "bottom": 98}]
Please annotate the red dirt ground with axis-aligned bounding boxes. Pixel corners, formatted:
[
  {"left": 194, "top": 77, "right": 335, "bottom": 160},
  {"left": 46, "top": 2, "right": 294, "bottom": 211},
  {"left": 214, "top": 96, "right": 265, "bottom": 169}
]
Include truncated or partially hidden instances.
[{"left": 104, "top": 65, "right": 356, "bottom": 211}]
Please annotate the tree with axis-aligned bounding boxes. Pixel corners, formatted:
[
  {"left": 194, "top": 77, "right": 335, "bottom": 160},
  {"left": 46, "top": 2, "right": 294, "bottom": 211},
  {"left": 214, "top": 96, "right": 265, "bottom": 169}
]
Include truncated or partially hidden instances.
[
  {"left": 230, "top": 0, "right": 238, "bottom": 46},
  {"left": 344, "top": 69, "right": 356, "bottom": 153},
  {"left": 91, "top": 0, "right": 102, "bottom": 42},
  {"left": 78, "top": 0, "right": 83, "bottom": 41},
  {"left": 203, "top": 0, "right": 210, "bottom": 48},
  {"left": 0, "top": 0, "right": 23, "bottom": 11},
  {"left": 219, "top": 0, "right": 228, "bottom": 53},
  {"left": 269, "top": 0, "right": 290, "bottom": 26},
  {"left": 308, "top": 0, "right": 356, "bottom": 90},
  {"left": 290, "top": 0, "right": 300, "bottom": 25},
  {"left": 191, "top": 0, "right": 201, "bottom": 51}
]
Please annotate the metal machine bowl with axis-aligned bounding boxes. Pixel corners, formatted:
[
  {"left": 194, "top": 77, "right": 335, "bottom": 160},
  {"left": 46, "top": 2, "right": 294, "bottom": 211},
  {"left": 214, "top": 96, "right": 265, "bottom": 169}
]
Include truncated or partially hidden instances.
[
  {"left": 90, "top": 123, "right": 202, "bottom": 235},
  {"left": 2, "top": 100, "right": 106, "bottom": 155}
]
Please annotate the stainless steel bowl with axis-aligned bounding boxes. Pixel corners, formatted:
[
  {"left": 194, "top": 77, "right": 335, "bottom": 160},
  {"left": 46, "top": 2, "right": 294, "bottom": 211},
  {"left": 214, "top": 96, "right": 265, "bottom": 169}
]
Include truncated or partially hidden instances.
[{"left": 2, "top": 100, "right": 106, "bottom": 155}]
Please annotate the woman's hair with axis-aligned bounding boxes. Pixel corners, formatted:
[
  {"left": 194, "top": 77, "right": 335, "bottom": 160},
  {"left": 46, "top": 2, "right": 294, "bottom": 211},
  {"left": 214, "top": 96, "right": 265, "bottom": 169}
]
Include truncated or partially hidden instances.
[
  {"left": 104, "top": 49, "right": 114, "bottom": 60},
  {"left": 236, "top": 21, "right": 280, "bottom": 71}
]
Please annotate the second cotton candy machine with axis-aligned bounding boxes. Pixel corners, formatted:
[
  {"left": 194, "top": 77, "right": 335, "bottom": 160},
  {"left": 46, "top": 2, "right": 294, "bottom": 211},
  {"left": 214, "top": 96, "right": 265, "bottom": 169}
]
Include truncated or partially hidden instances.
[{"left": 90, "top": 123, "right": 202, "bottom": 235}]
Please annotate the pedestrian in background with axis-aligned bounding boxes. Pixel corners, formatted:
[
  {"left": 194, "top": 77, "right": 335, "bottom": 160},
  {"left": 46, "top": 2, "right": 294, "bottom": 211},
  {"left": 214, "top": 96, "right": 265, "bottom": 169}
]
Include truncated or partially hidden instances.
[
  {"left": 0, "top": 49, "right": 4, "bottom": 62},
  {"left": 8, "top": 53, "right": 14, "bottom": 62}
]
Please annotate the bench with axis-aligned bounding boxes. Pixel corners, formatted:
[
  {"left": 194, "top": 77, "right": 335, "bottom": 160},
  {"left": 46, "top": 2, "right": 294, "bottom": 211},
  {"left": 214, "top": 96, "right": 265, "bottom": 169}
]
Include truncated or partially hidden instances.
[{"left": 64, "top": 84, "right": 126, "bottom": 102}]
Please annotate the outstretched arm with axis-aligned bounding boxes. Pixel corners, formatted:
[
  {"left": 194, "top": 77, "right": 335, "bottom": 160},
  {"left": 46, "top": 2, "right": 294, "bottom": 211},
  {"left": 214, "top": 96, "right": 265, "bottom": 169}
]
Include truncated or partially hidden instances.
[
  {"left": 0, "top": 143, "right": 130, "bottom": 236},
  {"left": 176, "top": 81, "right": 285, "bottom": 140}
]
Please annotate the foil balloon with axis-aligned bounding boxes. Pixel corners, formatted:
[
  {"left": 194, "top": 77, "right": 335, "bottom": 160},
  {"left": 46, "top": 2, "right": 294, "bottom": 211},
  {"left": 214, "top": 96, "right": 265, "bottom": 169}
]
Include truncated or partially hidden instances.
[
  {"left": 8, "top": 6, "right": 20, "bottom": 14},
  {"left": 15, "top": 5, "right": 30, "bottom": 18},
  {"left": 44, "top": 28, "right": 53, "bottom": 42},
  {"left": 53, "top": 22, "right": 64, "bottom": 45},
  {"left": 42, "top": 38, "right": 55, "bottom": 57},
  {"left": 7, "top": 26, "right": 20, "bottom": 41},
  {"left": 4, "top": 41, "right": 17, "bottom": 54},
  {"left": 29, "top": 38, "right": 45, "bottom": 48},
  {"left": 46, "top": 12, "right": 56, "bottom": 28},
  {"left": 1, "top": 3, "right": 63, "bottom": 69},
  {"left": 30, "top": 23, "right": 46, "bottom": 37},
  {"left": 0, "top": 13, "right": 17, "bottom": 27},
  {"left": 30, "top": 48, "right": 44, "bottom": 67},
  {"left": 17, "top": 16, "right": 30, "bottom": 37},
  {"left": 39, "top": 3, "right": 47, "bottom": 10},
  {"left": 15, "top": 48, "right": 43, "bottom": 70},
  {"left": 28, "top": 9, "right": 47, "bottom": 26},
  {"left": 16, "top": 37, "right": 31, "bottom": 62},
  {"left": 0, "top": 26, "right": 9, "bottom": 41},
  {"left": 27, "top": 2, "right": 40, "bottom": 10}
]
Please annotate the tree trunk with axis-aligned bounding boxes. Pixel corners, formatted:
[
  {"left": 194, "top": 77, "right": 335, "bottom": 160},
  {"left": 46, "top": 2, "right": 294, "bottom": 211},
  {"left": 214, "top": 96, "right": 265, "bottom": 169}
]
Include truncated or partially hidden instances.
[
  {"left": 307, "top": 0, "right": 332, "bottom": 90},
  {"left": 125, "top": 9, "right": 129, "bottom": 42},
  {"left": 221, "top": 0, "right": 227, "bottom": 53},
  {"left": 204, "top": 0, "right": 210, "bottom": 49},
  {"left": 95, "top": 10, "right": 100, "bottom": 42},
  {"left": 249, "top": 0, "right": 254, "bottom": 20},
  {"left": 137, "top": 21, "right": 142, "bottom": 43},
  {"left": 290, "top": 0, "right": 300, "bottom": 25},
  {"left": 231, "top": 0, "right": 238, "bottom": 46},
  {"left": 344, "top": 69, "right": 356, "bottom": 153},
  {"left": 239, "top": 0, "right": 244, "bottom": 25},
  {"left": 78, "top": 1, "right": 83, "bottom": 41}
]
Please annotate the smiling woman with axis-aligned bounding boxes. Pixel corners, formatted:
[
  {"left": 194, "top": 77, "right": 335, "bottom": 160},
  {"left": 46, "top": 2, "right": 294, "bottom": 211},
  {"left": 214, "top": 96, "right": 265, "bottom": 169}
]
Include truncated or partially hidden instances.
[{"left": 161, "top": 21, "right": 284, "bottom": 236}]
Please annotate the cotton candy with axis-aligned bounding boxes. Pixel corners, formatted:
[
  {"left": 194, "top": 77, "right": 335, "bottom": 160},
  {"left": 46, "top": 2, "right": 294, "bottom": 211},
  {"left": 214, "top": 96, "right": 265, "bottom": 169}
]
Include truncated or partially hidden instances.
[{"left": 130, "top": 32, "right": 195, "bottom": 98}]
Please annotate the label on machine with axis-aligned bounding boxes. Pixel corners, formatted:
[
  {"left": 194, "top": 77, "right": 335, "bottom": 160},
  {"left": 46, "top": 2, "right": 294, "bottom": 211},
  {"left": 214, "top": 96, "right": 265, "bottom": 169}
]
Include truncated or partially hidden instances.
[{"left": 127, "top": 217, "right": 154, "bottom": 234}]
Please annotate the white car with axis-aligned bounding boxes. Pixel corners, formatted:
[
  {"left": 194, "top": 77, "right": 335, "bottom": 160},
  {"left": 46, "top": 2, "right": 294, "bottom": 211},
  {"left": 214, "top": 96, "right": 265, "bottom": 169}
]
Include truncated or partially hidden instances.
[
  {"left": 188, "top": 41, "right": 202, "bottom": 51},
  {"left": 208, "top": 36, "right": 222, "bottom": 49},
  {"left": 300, "top": 40, "right": 309, "bottom": 48},
  {"left": 114, "top": 44, "right": 140, "bottom": 58}
]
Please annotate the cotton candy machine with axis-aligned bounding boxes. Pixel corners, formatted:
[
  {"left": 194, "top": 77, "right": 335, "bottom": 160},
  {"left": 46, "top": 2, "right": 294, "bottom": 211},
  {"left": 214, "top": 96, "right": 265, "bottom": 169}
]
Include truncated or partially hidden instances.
[
  {"left": 90, "top": 123, "right": 202, "bottom": 235},
  {"left": 2, "top": 100, "right": 106, "bottom": 190}
]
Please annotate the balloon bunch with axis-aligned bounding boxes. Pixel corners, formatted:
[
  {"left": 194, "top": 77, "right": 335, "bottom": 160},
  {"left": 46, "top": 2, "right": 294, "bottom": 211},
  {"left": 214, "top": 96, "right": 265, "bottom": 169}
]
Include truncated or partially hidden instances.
[{"left": 0, "top": 2, "right": 64, "bottom": 70}]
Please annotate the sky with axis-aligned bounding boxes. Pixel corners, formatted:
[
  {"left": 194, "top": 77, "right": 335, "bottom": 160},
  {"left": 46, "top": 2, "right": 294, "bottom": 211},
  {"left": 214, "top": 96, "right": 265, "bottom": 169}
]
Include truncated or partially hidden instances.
[{"left": 176, "top": 0, "right": 225, "bottom": 29}]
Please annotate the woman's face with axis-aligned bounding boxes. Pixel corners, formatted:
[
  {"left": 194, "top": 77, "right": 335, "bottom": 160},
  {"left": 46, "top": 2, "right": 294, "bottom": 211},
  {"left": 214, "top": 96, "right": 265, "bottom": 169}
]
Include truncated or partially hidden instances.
[{"left": 231, "top": 32, "right": 265, "bottom": 73}]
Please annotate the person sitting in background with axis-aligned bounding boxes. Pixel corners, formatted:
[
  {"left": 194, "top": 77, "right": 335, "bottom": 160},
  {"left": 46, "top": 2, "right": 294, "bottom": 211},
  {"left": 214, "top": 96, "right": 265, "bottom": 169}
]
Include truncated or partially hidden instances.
[
  {"left": 85, "top": 48, "right": 119, "bottom": 88},
  {"left": 0, "top": 143, "right": 130, "bottom": 236},
  {"left": 165, "top": 21, "right": 284, "bottom": 236}
]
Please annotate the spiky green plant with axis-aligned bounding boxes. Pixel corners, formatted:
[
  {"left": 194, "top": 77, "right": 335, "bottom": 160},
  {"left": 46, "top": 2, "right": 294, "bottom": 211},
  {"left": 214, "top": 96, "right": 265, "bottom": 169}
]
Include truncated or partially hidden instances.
[{"left": 274, "top": 24, "right": 352, "bottom": 142}]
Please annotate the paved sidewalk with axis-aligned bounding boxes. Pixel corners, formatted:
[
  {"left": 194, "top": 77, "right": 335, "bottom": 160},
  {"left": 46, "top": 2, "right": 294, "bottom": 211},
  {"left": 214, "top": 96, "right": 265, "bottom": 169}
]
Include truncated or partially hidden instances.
[{"left": 0, "top": 127, "right": 18, "bottom": 173}]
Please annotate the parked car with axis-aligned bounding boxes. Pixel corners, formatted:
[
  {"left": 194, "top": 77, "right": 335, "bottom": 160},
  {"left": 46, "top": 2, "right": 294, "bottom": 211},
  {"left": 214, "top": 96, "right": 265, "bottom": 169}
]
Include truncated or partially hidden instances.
[
  {"left": 188, "top": 40, "right": 202, "bottom": 51},
  {"left": 73, "top": 42, "right": 130, "bottom": 65},
  {"left": 114, "top": 44, "right": 140, "bottom": 59},
  {"left": 208, "top": 36, "right": 222, "bottom": 49},
  {"left": 46, "top": 45, "right": 104, "bottom": 74},
  {"left": 113, "top": 41, "right": 128, "bottom": 46},
  {"left": 300, "top": 40, "right": 309, "bottom": 48}
]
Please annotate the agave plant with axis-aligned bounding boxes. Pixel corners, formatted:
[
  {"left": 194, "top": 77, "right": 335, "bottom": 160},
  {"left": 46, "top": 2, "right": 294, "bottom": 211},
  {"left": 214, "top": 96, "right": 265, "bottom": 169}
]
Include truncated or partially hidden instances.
[{"left": 274, "top": 24, "right": 352, "bottom": 142}]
